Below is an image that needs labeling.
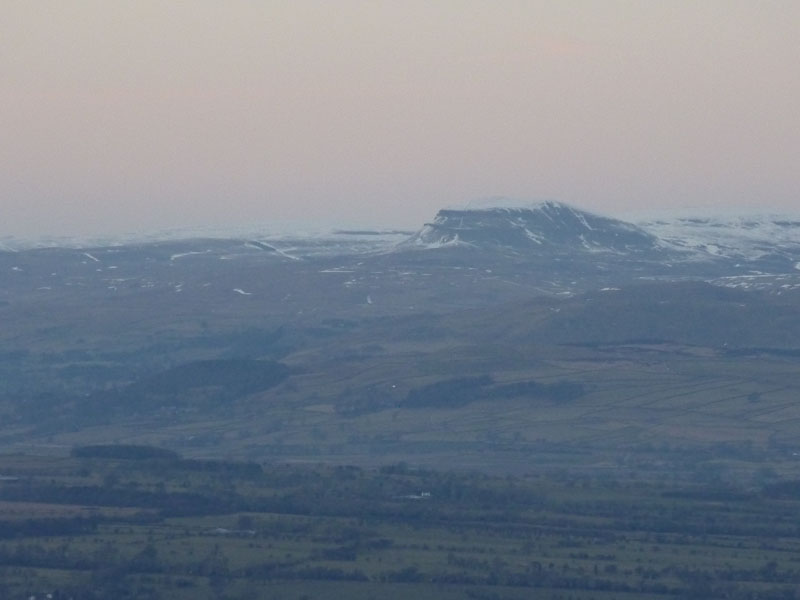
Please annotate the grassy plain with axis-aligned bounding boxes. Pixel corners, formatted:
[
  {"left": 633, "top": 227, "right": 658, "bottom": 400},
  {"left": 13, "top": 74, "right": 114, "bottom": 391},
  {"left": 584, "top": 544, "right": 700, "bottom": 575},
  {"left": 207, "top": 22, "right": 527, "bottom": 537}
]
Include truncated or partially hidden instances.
[{"left": 2, "top": 451, "right": 800, "bottom": 599}]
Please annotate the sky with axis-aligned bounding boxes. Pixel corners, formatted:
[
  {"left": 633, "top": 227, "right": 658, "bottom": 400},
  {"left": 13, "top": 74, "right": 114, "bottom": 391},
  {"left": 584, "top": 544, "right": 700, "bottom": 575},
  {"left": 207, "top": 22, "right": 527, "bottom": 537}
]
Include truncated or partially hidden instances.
[{"left": 2, "top": 1, "right": 799, "bottom": 238}]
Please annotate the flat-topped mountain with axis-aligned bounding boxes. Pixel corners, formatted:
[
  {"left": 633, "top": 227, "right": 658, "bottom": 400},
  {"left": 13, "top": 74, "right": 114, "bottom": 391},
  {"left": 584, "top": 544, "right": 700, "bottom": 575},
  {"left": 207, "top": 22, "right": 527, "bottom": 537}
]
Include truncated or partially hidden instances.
[{"left": 402, "top": 201, "right": 663, "bottom": 255}]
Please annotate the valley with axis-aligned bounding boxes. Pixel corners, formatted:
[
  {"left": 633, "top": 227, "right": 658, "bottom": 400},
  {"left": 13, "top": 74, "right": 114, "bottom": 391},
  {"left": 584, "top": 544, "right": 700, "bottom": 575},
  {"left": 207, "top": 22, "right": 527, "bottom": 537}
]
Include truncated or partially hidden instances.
[{"left": 1, "top": 202, "right": 800, "bottom": 485}]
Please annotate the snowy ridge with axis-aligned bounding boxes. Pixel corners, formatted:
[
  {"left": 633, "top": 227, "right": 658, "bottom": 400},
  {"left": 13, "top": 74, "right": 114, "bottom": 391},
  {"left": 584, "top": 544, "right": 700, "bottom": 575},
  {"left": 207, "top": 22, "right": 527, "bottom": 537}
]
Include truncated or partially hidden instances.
[
  {"left": 7, "top": 201, "right": 800, "bottom": 271},
  {"left": 630, "top": 209, "right": 800, "bottom": 262},
  {"left": 0, "top": 221, "right": 412, "bottom": 256}
]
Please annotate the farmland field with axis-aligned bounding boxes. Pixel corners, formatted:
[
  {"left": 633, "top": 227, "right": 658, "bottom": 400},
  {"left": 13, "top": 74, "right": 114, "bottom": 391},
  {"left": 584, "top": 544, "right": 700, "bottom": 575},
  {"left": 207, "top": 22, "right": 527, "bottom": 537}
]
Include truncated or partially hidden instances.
[{"left": 2, "top": 449, "right": 800, "bottom": 599}]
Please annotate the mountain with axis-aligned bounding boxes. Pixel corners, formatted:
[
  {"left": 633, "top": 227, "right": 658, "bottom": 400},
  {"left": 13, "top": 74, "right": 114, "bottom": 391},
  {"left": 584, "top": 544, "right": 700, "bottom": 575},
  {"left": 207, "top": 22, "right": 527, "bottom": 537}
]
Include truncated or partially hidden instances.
[
  {"left": 402, "top": 200, "right": 663, "bottom": 255},
  {"left": 390, "top": 202, "right": 800, "bottom": 294}
]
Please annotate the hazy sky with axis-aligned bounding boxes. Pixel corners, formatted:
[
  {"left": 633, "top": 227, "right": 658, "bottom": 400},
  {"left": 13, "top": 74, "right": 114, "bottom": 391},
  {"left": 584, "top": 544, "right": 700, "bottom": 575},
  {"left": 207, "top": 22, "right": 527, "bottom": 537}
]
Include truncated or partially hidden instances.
[{"left": 2, "top": 1, "right": 798, "bottom": 237}]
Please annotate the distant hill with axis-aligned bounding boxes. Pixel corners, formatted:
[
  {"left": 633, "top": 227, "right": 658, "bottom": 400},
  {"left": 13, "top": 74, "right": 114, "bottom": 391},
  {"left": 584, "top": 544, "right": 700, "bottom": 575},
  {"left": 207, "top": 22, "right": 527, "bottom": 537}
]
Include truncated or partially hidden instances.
[{"left": 401, "top": 201, "right": 664, "bottom": 256}]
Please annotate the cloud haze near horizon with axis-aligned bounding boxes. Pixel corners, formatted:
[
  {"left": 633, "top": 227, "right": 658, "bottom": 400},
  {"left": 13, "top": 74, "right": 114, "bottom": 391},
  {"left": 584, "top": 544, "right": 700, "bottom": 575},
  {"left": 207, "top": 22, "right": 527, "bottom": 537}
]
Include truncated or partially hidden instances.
[{"left": 1, "top": 1, "right": 798, "bottom": 238}]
